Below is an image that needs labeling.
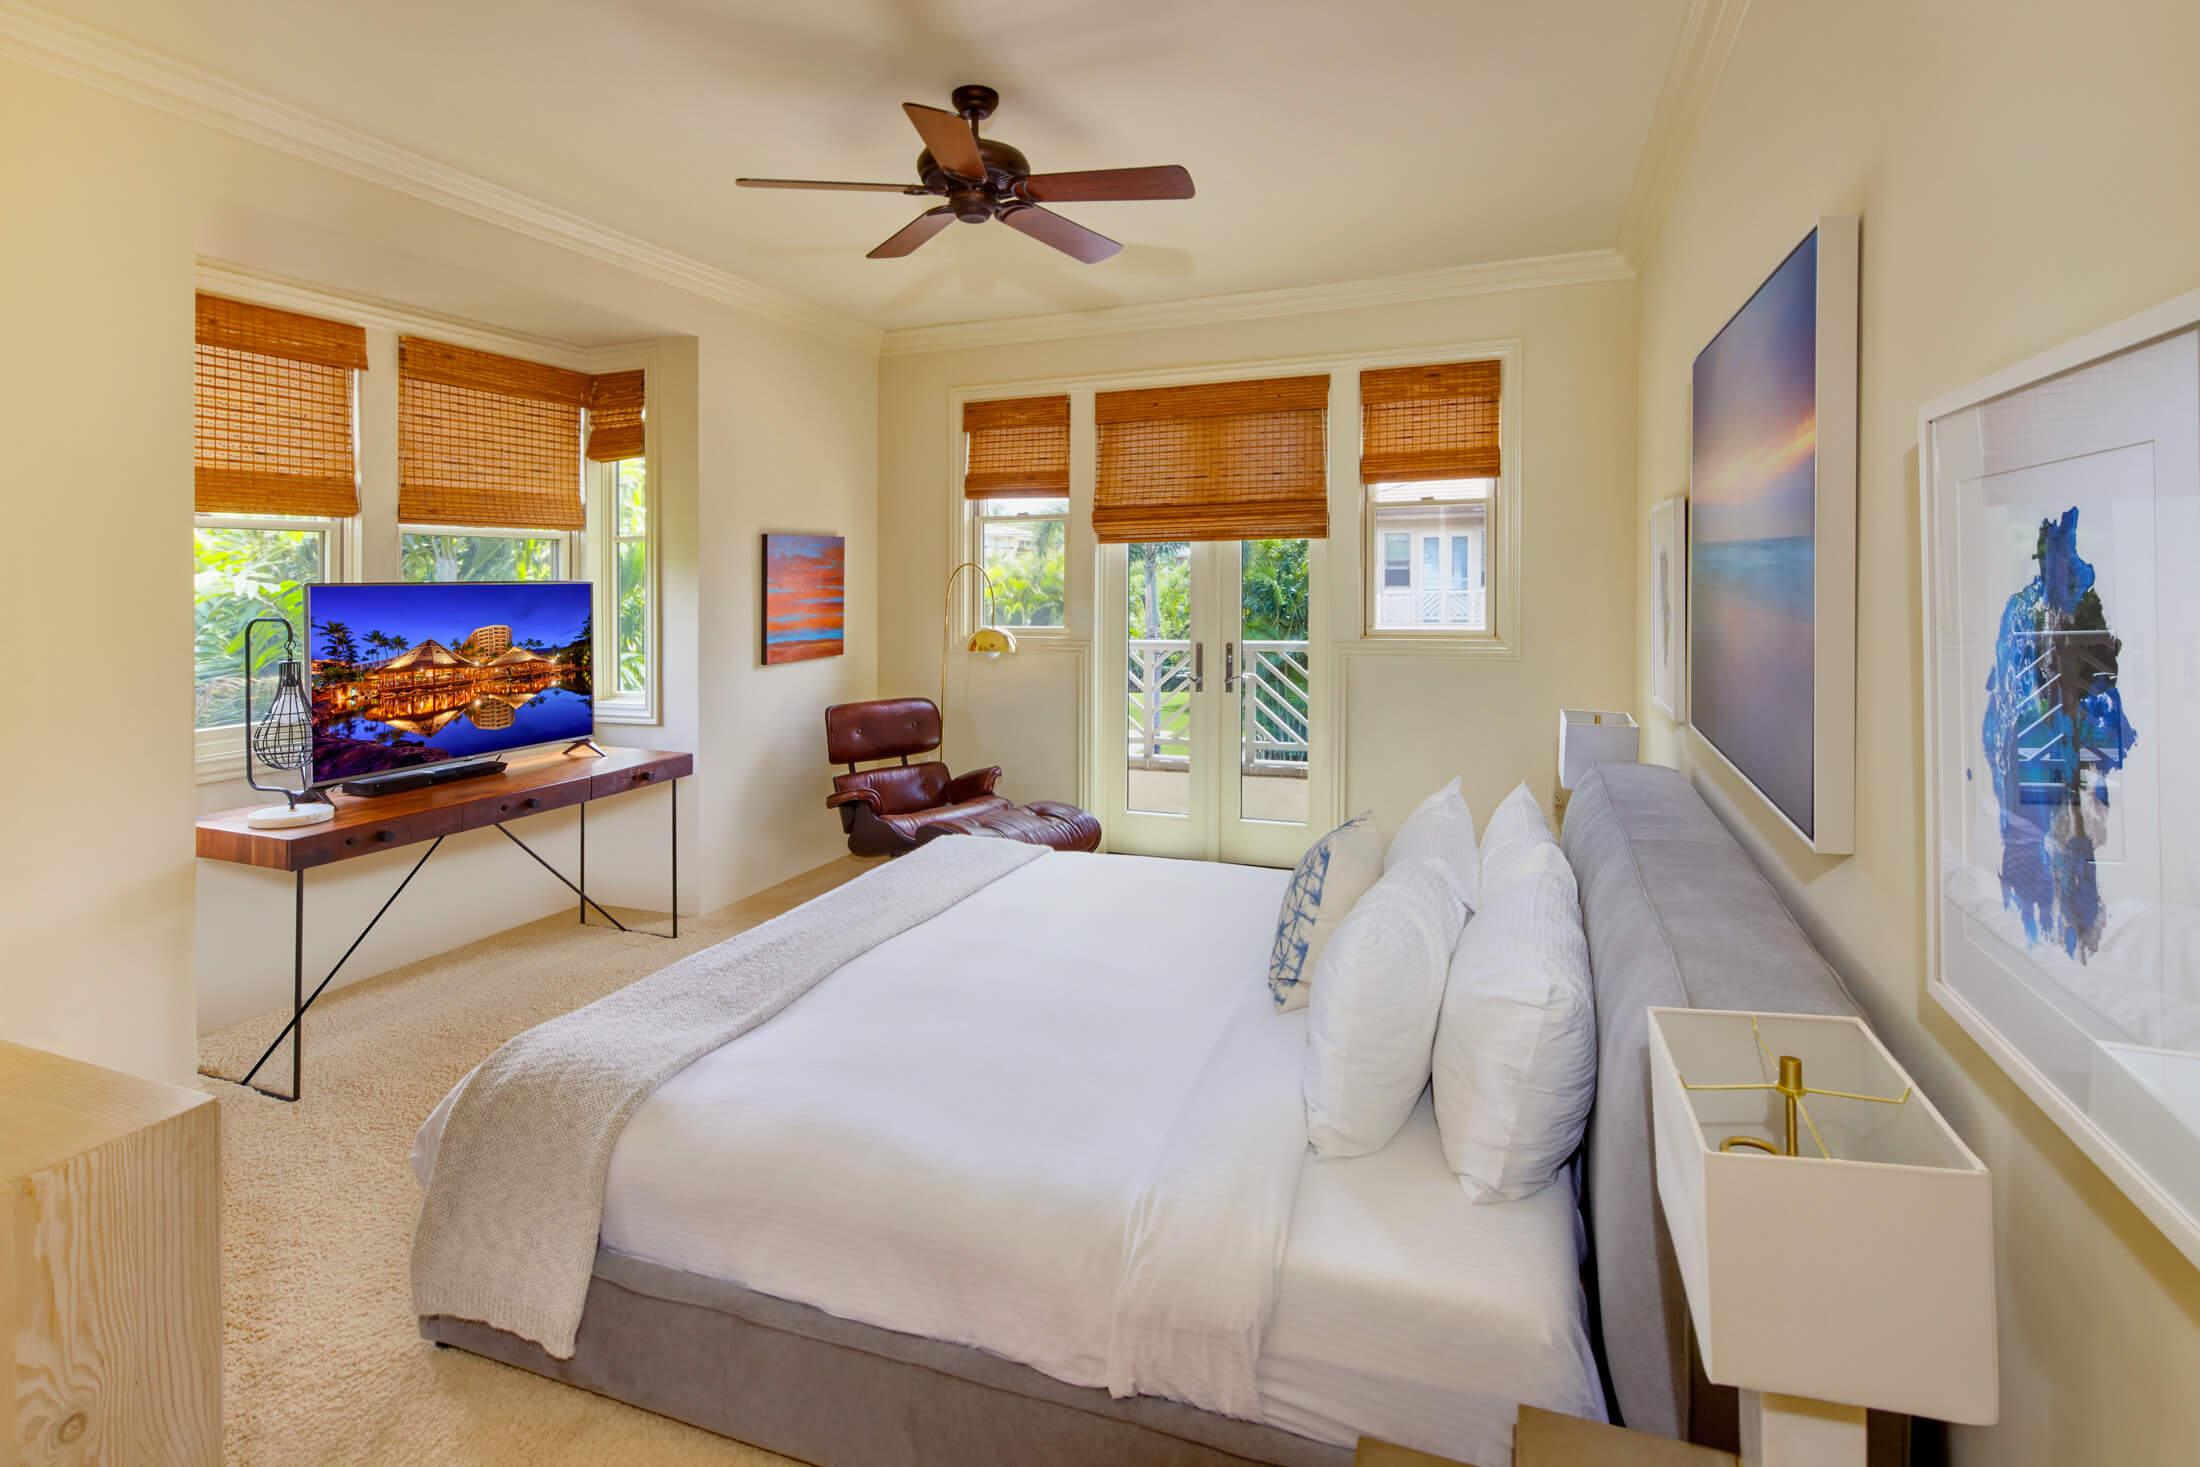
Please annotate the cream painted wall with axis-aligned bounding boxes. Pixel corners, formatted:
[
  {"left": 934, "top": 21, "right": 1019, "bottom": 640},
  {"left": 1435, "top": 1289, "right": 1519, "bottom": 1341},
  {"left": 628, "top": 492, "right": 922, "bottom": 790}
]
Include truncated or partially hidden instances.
[
  {"left": 1633, "top": 1, "right": 2200, "bottom": 1461},
  {"left": 878, "top": 279, "right": 1640, "bottom": 849},
  {"left": 1, "top": 59, "right": 876, "bottom": 1079}
]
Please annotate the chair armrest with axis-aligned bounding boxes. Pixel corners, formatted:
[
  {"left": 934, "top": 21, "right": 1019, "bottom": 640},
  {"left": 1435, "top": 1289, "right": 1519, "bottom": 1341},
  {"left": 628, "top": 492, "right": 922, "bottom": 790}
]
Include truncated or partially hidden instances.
[
  {"left": 946, "top": 766, "right": 1003, "bottom": 803},
  {"left": 826, "top": 788, "right": 881, "bottom": 813}
]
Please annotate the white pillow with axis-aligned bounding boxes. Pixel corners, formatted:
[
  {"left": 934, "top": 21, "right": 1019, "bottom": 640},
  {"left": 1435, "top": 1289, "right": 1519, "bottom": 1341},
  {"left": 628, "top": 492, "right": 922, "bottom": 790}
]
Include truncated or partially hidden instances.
[
  {"left": 1303, "top": 859, "right": 1469, "bottom": 1157},
  {"left": 1385, "top": 777, "right": 1480, "bottom": 902},
  {"left": 1478, "top": 782, "right": 1565, "bottom": 900},
  {"left": 1268, "top": 812, "right": 1385, "bottom": 1012},
  {"left": 1430, "top": 858, "right": 1597, "bottom": 1202}
]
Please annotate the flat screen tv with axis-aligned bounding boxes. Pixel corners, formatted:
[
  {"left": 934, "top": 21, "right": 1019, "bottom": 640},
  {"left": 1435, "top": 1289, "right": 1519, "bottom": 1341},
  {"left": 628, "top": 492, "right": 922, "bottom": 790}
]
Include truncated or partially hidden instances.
[{"left": 305, "top": 581, "right": 594, "bottom": 785}]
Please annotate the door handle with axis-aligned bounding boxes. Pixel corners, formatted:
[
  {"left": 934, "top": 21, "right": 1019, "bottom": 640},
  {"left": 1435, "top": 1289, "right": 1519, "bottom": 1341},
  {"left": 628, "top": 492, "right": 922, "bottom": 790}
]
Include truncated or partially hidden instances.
[
  {"left": 1223, "top": 641, "right": 1239, "bottom": 693},
  {"left": 1190, "top": 641, "right": 1204, "bottom": 693}
]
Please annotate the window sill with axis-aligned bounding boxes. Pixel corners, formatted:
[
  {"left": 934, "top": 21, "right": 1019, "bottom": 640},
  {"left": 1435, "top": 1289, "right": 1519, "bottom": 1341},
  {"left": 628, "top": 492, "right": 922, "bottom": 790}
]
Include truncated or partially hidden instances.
[{"left": 1348, "top": 632, "right": 1520, "bottom": 660}]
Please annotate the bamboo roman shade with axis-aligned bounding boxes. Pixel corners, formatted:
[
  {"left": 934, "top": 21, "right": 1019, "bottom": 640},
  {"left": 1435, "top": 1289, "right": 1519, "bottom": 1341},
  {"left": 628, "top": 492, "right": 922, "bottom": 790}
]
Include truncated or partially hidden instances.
[
  {"left": 194, "top": 294, "right": 368, "bottom": 517},
  {"left": 1359, "top": 359, "right": 1502, "bottom": 484},
  {"left": 1093, "top": 375, "right": 1329, "bottom": 543},
  {"left": 963, "top": 395, "right": 1069, "bottom": 497},
  {"left": 398, "top": 338, "right": 590, "bottom": 531},
  {"left": 586, "top": 369, "right": 646, "bottom": 462}
]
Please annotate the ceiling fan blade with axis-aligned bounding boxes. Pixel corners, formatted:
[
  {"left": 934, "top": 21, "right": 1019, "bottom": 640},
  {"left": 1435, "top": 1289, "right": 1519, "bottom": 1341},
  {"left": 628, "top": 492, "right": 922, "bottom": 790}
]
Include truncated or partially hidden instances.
[
  {"left": 1021, "top": 166, "right": 1195, "bottom": 203},
  {"left": 998, "top": 204, "right": 1122, "bottom": 264},
  {"left": 867, "top": 206, "right": 957, "bottom": 259},
  {"left": 737, "top": 178, "right": 933, "bottom": 194},
  {"left": 902, "top": 102, "right": 987, "bottom": 181}
]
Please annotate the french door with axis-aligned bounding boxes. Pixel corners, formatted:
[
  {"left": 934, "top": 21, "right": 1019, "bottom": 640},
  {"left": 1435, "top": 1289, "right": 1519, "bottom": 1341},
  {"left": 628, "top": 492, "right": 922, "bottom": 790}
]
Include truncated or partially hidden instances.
[{"left": 1099, "top": 538, "right": 1324, "bottom": 867}]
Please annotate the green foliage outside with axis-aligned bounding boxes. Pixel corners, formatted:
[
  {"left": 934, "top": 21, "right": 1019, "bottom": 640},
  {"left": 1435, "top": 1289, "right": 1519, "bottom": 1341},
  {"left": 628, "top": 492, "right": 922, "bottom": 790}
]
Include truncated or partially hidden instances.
[
  {"left": 193, "top": 527, "right": 320, "bottom": 728},
  {"left": 981, "top": 514, "right": 1066, "bottom": 628},
  {"left": 615, "top": 460, "right": 648, "bottom": 692},
  {"left": 400, "top": 533, "right": 560, "bottom": 584}
]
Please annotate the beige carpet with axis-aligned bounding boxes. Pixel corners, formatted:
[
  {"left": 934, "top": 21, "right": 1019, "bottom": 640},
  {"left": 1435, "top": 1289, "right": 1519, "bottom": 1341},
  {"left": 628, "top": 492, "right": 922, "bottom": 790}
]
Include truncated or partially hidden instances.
[{"left": 197, "top": 857, "right": 875, "bottom": 1467}]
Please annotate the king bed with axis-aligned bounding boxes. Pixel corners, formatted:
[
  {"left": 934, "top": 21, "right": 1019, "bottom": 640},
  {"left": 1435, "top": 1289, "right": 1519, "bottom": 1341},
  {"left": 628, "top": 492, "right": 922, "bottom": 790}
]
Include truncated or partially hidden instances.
[{"left": 410, "top": 764, "right": 1866, "bottom": 1465}]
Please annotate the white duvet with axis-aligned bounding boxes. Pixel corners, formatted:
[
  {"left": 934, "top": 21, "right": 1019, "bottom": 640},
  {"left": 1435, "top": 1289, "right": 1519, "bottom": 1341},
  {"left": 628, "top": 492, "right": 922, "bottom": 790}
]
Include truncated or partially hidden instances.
[{"left": 416, "top": 851, "right": 1603, "bottom": 1459}]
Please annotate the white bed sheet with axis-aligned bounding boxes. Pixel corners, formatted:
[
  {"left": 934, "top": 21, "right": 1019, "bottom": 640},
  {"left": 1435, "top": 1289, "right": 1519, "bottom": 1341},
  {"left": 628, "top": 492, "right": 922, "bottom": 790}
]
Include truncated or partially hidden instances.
[{"left": 415, "top": 851, "right": 1602, "bottom": 1460}]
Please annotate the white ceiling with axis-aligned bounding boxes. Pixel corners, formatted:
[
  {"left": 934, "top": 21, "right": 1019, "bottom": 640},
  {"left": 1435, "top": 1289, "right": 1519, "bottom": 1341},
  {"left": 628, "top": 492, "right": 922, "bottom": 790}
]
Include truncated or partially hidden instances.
[{"left": 49, "top": 0, "right": 1690, "bottom": 332}]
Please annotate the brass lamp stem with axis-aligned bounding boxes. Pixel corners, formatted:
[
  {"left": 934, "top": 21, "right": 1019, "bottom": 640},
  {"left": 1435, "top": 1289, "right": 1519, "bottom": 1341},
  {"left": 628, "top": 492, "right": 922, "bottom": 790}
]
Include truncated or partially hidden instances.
[
  {"left": 940, "top": 560, "right": 998, "bottom": 756},
  {"left": 1779, "top": 1054, "right": 1804, "bottom": 1157}
]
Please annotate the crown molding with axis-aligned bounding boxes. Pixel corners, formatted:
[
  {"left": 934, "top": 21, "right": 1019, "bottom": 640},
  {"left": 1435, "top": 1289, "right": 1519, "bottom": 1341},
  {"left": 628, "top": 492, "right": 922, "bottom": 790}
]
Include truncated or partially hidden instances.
[
  {"left": 1614, "top": 0, "right": 1755, "bottom": 270},
  {"left": 877, "top": 249, "right": 1634, "bottom": 358},
  {"left": 0, "top": 0, "right": 882, "bottom": 352}
]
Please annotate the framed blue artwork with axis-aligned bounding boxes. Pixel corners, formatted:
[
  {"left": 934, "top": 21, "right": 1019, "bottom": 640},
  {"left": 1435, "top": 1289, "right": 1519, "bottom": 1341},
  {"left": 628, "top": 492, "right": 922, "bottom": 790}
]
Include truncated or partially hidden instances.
[
  {"left": 1923, "top": 287, "right": 2200, "bottom": 1270},
  {"left": 1688, "top": 215, "right": 1859, "bottom": 853}
]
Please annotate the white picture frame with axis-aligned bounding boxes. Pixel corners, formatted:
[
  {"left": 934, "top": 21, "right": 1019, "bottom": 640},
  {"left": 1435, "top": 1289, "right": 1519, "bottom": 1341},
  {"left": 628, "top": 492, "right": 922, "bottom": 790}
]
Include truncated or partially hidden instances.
[
  {"left": 1919, "top": 284, "right": 2200, "bottom": 1271},
  {"left": 1649, "top": 495, "right": 1688, "bottom": 722},
  {"left": 1687, "top": 215, "right": 1858, "bottom": 855}
]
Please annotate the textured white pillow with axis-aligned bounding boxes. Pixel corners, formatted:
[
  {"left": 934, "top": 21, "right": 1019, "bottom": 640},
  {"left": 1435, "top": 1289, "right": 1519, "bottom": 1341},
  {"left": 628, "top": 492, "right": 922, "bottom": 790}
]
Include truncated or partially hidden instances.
[
  {"left": 1384, "top": 777, "right": 1480, "bottom": 902},
  {"left": 1478, "top": 782, "right": 1564, "bottom": 900},
  {"left": 1268, "top": 812, "right": 1385, "bottom": 1012},
  {"left": 1430, "top": 859, "right": 1597, "bottom": 1201},
  {"left": 1303, "top": 859, "right": 1469, "bottom": 1157}
]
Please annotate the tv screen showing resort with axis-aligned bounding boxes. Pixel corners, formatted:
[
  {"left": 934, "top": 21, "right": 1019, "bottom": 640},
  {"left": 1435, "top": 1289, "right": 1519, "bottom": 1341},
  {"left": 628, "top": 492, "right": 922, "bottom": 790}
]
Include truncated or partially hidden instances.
[{"left": 305, "top": 581, "right": 594, "bottom": 784}]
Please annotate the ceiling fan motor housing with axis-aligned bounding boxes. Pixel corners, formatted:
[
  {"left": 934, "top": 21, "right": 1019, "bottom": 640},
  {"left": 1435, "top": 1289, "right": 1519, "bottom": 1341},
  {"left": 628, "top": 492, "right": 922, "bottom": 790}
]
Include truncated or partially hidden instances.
[{"left": 918, "top": 138, "right": 1033, "bottom": 222}]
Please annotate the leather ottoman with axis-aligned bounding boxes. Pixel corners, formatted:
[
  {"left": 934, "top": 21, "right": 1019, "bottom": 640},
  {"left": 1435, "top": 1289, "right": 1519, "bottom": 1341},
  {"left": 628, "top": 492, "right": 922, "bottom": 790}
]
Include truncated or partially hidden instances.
[{"left": 916, "top": 799, "right": 1103, "bottom": 853}]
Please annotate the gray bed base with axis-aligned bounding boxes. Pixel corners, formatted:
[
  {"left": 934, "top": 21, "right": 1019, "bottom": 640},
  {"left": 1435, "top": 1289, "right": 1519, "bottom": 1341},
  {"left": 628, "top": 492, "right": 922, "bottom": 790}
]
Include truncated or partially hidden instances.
[
  {"left": 424, "top": 1245, "right": 1350, "bottom": 1467},
  {"left": 423, "top": 763, "right": 1888, "bottom": 1464}
]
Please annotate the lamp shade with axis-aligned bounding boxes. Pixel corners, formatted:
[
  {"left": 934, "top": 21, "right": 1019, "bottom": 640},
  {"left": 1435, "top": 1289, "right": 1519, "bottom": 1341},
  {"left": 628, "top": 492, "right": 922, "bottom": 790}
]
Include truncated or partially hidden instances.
[
  {"left": 1648, "top": 1009, "right": 1998, "bottom": 1426},
  {"left": 1557, "top": 709, "right": 1638, "bottom": 789}
]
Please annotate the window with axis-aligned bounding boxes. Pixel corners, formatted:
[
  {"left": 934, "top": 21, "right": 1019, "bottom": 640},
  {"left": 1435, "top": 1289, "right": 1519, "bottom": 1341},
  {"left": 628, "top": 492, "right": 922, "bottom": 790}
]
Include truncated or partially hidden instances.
[
  {"left": 193, "top": 517, "right": 337, "bottom": 730},
  {"left": 963, "top": 395, "right": 1071, "bottom": 632},
  {"left": 598, "top": 456, "right": 653, "bottom": 707},
  {"left": 399, "top": 528, "right": 567, "bottom": 582},
  {"left": 1382, "top": 532, "right": 1410, "bottom": 589},
  {"left": 1368, "top": 480, "right": 1492, "bottom": 630},
  {"left": 192, "top": 293, "right": 366, "bottom": 765},
  {"left": 191, "top": 284, "right": 663, "bottom": 777},
  {"left": 1359, "top": 359, "right": 1502, "bottom": 637},
  {"left": 974, "top": 497, "right": 1068, "bottom": 628}
]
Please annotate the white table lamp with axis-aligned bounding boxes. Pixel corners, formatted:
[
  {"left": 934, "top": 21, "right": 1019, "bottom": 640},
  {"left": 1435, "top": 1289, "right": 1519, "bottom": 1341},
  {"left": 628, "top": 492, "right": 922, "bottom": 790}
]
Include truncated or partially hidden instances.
[
  {"left": 1648, "top": 1009, "right": 1998, "bottom": 1467},
  {"left": 1558, "top": 709, "right": 1639, "bottom": 789}
]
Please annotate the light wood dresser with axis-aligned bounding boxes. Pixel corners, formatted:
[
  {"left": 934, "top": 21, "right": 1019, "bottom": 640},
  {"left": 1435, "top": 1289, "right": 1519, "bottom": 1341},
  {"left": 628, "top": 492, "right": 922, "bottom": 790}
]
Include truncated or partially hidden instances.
[{"left": 3, "top": 1041, "right": 220, "bottom": 1465}]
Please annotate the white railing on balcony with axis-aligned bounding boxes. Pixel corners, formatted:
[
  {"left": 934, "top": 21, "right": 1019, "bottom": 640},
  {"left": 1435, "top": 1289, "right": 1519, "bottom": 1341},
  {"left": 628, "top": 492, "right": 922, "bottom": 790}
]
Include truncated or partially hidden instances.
[
  {"left": 1239, "top": 641, "right": 1309, "bottom": 773},
  {"left": 1126, "top": 637, "right": 1310, "bottom": 774},
  {"left": 1127, "top": 638, "right": 1194, "bottom": 768},
  {"left": 1378, "top": 588, "right": 1486, "bottom": 628}
]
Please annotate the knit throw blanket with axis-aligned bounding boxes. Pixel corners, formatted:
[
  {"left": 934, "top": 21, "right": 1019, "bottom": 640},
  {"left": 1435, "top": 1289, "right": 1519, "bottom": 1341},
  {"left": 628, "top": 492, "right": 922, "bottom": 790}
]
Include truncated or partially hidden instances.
[{"left": 410, "top": 835, "right": 1049, "bottom": 1358}]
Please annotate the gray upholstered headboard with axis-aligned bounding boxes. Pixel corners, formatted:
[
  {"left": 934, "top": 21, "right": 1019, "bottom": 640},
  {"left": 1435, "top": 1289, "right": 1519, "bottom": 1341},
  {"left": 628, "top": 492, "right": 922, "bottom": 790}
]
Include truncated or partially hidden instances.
[{"left": 1560, "top": 764, "right": 1862, "bottom": 1442}]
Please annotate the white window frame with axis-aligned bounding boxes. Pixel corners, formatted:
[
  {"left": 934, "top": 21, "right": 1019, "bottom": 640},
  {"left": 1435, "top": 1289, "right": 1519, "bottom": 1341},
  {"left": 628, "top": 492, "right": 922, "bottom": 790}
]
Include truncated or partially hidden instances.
[
  {"left": 965, "top": 492, "right": 1072, "bottom": 635},
  {"left": 1364, "top": 486, "right": 1493, "bottom": 633},
  {"left": 1361, "top": 472, "right": 1504, "bottom": 643},
  {"left": 193, "top": 510, "right": 357, "bottom": 782},
  {"left": 590, "top": 454, "right": 659, "bottom": 724}
]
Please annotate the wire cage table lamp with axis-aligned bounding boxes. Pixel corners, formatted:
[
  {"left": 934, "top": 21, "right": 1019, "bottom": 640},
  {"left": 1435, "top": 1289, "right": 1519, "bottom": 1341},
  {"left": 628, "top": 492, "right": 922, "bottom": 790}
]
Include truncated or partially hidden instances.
[{"left": 241, "top": 615, "right": 336, "bottom": 830}]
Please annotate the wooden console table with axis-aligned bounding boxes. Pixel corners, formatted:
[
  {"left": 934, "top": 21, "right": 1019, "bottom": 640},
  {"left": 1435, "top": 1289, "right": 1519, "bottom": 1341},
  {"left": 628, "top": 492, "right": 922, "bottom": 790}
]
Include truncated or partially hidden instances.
[{"left": 197, "top": 746, "right": 690, "bottom": 1101}]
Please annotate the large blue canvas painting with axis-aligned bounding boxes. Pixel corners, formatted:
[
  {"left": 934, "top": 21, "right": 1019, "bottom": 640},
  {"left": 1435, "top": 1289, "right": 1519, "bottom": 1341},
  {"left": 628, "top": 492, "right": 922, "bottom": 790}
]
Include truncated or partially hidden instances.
[{"left": 1691, "top": 230, "right": 1821, "bottom": 836}]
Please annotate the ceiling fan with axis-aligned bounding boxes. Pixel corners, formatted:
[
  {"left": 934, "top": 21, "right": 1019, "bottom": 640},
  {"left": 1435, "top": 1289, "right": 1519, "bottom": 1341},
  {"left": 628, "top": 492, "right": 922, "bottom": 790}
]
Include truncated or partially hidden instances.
[{"left": 736, "top": 85, "right": 1194, "bottom": 264}]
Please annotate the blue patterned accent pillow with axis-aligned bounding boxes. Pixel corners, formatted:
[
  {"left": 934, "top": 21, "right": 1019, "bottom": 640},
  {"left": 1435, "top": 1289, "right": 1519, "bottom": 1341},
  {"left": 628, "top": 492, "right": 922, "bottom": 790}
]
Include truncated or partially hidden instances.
[{"left": 1268, "top": 811, "right": 1385, "bottom": 1011}]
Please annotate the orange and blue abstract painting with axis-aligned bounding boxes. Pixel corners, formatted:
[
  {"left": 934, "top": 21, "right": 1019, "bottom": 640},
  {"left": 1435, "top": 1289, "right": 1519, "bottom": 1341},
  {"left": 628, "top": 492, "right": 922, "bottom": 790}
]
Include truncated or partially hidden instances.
[
  {"left": 762, "top": 533, "right": 845, "bottom": 665},
  {"left": 1691, "top": 228, "right": 1820, "bottom": 837}
]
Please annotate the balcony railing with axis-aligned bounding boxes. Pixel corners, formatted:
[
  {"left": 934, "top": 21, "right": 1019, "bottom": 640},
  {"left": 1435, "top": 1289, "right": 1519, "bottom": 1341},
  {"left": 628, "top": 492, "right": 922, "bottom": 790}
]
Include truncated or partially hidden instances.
[
  {"left": 1377, "top": 588, "right": 1486, "bottom": 628},
  {"left": 1126, "top": 638, "right": 1309, "bottom": 774}
]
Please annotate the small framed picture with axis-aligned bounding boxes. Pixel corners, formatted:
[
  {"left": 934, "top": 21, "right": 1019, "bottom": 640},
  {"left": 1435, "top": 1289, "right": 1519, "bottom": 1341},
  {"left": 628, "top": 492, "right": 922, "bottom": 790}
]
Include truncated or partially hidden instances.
[
  {"left": 1649, "top": 495, "right": 1687, "bottom": 722},
  {"left": 761, "top": 533, "right": 845, "bottom": 664}
]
